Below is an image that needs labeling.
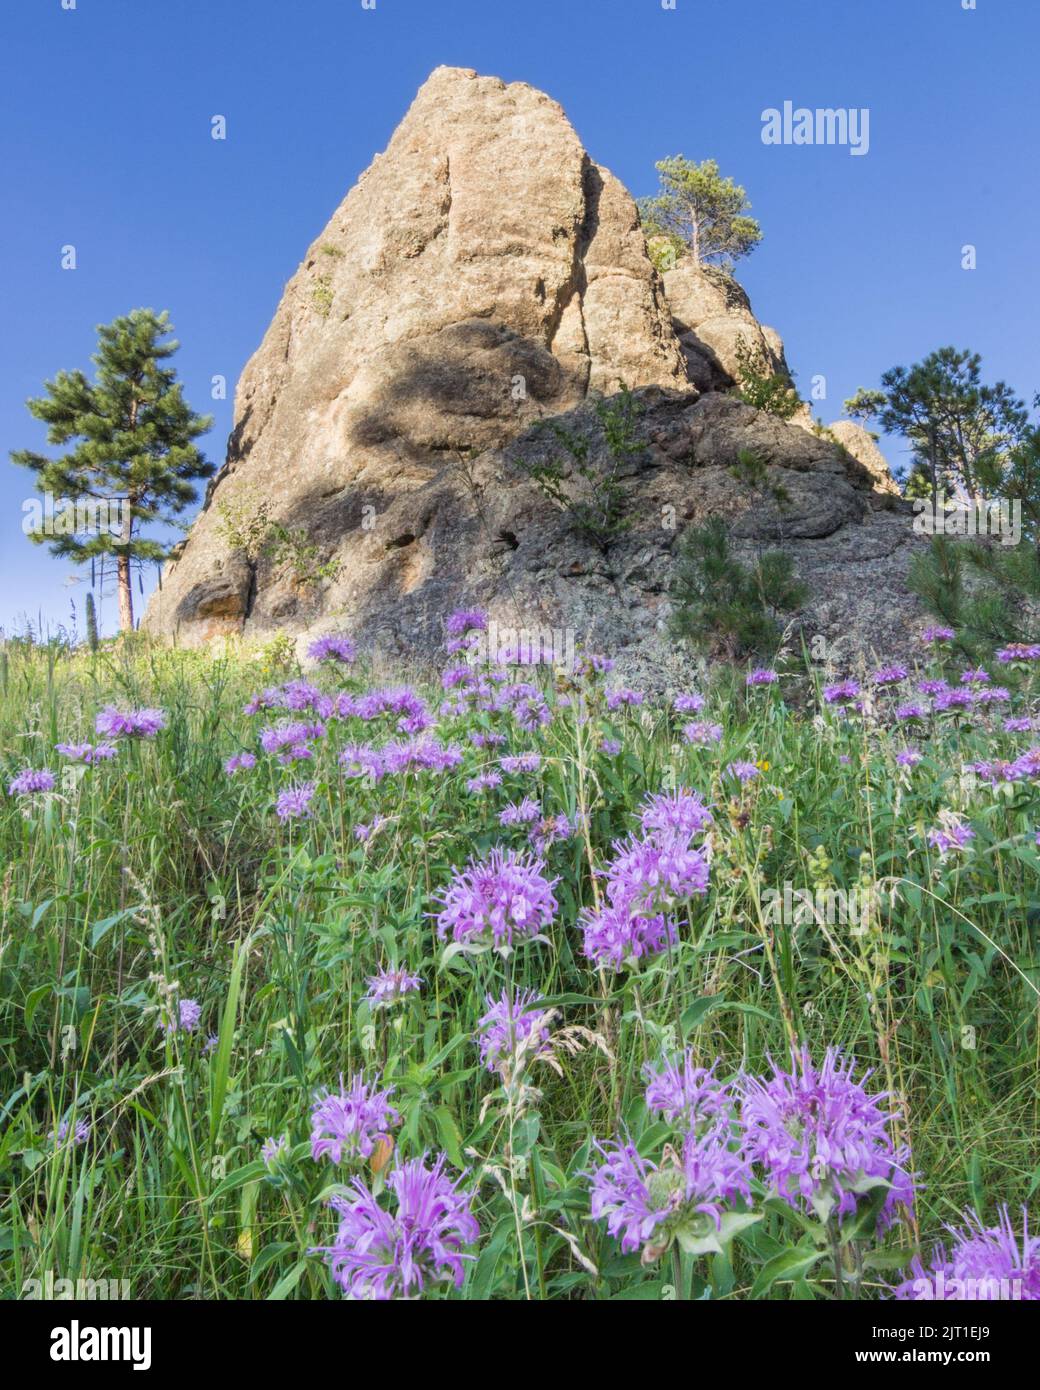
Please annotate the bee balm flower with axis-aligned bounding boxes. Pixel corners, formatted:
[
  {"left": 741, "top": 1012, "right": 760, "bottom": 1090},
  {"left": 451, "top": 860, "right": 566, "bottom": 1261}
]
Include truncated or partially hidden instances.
[
  {"left": 740, "top": 1047, "right": 913, "bottom": 1227},
  {"left": 316, "top": 1153, "right": 479, "bottom": 1300},
  {"left": 310, "top": 1074, "right": 400, "bottom": 1165},
  {"left": 434, "top": 847, "right": 558, "bottom": 953}
]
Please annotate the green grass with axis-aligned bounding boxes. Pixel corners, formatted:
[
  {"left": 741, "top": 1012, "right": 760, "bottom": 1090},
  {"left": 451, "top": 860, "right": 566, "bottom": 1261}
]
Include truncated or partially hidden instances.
[{"left": 1, "top": 635, "right": 1038, "bottom": 1300}]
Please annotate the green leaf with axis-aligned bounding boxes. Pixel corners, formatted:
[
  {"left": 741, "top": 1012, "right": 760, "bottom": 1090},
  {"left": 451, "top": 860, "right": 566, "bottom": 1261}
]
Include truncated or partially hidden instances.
[
  {"left": 206, "top": 1159, "right": 267, "bottom": 1202},
  {"left": 267, "top": 1259, "right": 308, "bottom": 1300},
  {"left": 750, "top": 1244, "right": 825, "bottom": 1298},
  {"left": 862, "top": 1247, "right": 918, "bottom": 1272},
  {"left": 681, "top": 996, "right": 722, "bottom": 1033},
  {"left": 209, "top": 934, "right": 250, "bottom": 1149},
  {"left": 24, "top": 984, "right": 53, "bottom": 1030},
  {"left": 90, "top": 906, "right": 141, "bottom": 948},
  {"left": 433, "top": 1105, "right": 464, "bottom": 1167}
]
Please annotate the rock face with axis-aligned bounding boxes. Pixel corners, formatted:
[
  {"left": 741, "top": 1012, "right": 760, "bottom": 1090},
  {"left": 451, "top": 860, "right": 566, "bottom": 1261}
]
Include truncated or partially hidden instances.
[
  {"left": 460, "top": 388, "right": 920, "bottom": 676},
  {"left": 825, "top": 419, "right": 902, "bottom": 497},
  {"left": 662, "top": 261, "right": 791, "bottom": 393},
  {"left": 143, "top": 66, "right": 918, "bottom": 669},
  {"left": 143, "top": 66, "right": 686, "bottom": 644}
]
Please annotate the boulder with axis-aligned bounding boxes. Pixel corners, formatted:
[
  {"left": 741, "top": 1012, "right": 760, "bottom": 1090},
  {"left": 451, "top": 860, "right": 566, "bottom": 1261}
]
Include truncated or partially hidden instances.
[
  {"left": 143, "top": 66, "right": 687, "bottom": 647},
  {"left": 142, "top": 66, "right": 917, "bottom": 671}
]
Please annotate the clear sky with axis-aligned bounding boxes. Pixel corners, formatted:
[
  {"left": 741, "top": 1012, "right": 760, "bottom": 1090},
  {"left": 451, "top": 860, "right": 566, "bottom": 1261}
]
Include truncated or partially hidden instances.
[{"left": 2, "top": 0, "right": 1037, "bottom": 637}]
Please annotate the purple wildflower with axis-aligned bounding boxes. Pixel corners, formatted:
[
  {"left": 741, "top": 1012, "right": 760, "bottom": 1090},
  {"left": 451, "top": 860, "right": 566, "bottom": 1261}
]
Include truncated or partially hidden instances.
[
  {"left": 316, "top": 1153, "right": 479, "bottom": 1300},
  {"left": 275, "top": 782, "right": 317, "bottom": 821},
  {"left": 445, "top": 608, "right": 488, "bottom": 638},
  {"left": 469, "top": 729, "right": 506, "bottom": 748},
  {"left": 934, "top": 687, "right": 973, "bottom": 713},
  {"left": 310, "top": 1074, "right": 400, "bottom": 1165},
  {"left": 574, "top": 653, "right": 615, "bottom": 679},
  {"left": 966, "top": 759, "right": 1017, "bottom": 787},
  {"left": 260, "top": 720, "right": 326, "bottom": 757},
  {"left": 161, "top": 997, "right": 201, "bottom": 1035},
  {"left": 7, "top": 768, "right": 56, "bottom": 796},
  {"left": 581, "top": 902, "right": 676, "bottom": 970},
  {"left": 513, "top": 695, "right": 552, "bottom": 732},
  {"left": 926, "top": 819, "right": 975, "bottom": 859},
  {"left": 643, "top": 1053, "right": 733, "bottom": 1131},
  {"left": 871, "top": 665, "right": 908, "bottom": 687},
  {"left": 51, "top": 1117, "right": 90, "bottom": 1147},
  {"left": 353, "top": 816, "right": 387, "bottom": 843},
  {"left": 224, "top": 752, "right": 257, "bottom": 775},
  {"left": 996, "top": 643, "right": 1040, "bottom": 663},
  {"left": 281, "top": 679, "right": 328, "bottom": 714},
  {"left": 307, "top": 633, "right": 357, "bottom": 664},
  {"left": 682, "top": 720, "right": 723, "bottom": 747},
  {"left": 55, "top": 741, "right": 118, "bottom": 764},
  {"left": 740, "top": 1047, "right": 914, "bottom": 1227},
  {"left": 921, "top": 625, "right": 956, "bottom": 643},
  {"left": 500, "top": 753, "right": 541, "bottom": 774},
  {"left": 379, "top": 737, "right": 463, "bottom": 776},
  {"left": 894, "top": 1207, "right": 1040, "bottom": 1301},
  {"left": 499, "top": 797, "right": 540, "bottom": 827},
  {"left": 725, "top": 760, "right": 760, "bottom": 783},
  {"left": 894, "top": 703, "right": 928, "bottom": 722},
  {"left": 466, "top": 772, "right": 502, "bottom": 793},
  {"left": 588, "top": 1128, "right": 751, "bottom": 1261},
  {"left": 971, "top": 685, "right": 1010, "bottom": 706},
  {"left": 606, "top": 688, "right": 645, "bottom": 711},
  {"left": 746, "top": 669, "right": 778, "bottom": 687},
  {"left": 95, "top": 705, "right": 165, "bottom": 738},
  {"left": 639, "top": 787, "right": 713, "bottom": 840},
  {"left": 434, "top": 847, "right": 558, "bottom": 952},
  {"left": 823, "top": 680, "right": 860, "bottom": 705},
  {"left": 476, "top": 988, "right": 553, "bottom": 1074},
  {"left": 339, "top": 744, "right": 385, "bottom": 781},
  {"left": 673, "top": 692, "right": 706, "bottom": 714},
  {"left": 365, "top": 966, "right": 422, "bottom": 1008},
  {"left": 605, "top": 834, "right": 710, "bottom": 913},
  {"left": 529, "top": 812, "right": 573, "bottom": 854},
  {"left": 262, "top": 1134, "right": 289, "bottom": 1168},
  {"left": 1013, "top": 748, "right": 1040, "bottom": 778}
]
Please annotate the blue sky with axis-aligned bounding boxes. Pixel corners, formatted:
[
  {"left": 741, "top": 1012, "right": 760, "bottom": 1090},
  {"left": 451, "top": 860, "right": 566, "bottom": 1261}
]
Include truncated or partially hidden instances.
[{"left": 2, "top": 0, "right": 1037, "bottom": 636}]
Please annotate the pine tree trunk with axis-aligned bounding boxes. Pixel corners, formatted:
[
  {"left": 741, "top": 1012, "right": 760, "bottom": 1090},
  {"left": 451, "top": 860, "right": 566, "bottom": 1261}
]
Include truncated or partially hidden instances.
[
  {"left": 117, "top": 553, "right": 134, "bottom": 632},
  {"left": 117, "top": 484, "right": 136, "bottom": 632}
]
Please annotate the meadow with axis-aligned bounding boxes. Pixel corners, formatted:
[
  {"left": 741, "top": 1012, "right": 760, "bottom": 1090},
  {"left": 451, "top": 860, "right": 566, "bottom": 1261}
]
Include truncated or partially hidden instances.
[{"left": 2, "top": 617, "right": 1038, "bottom": 1302}]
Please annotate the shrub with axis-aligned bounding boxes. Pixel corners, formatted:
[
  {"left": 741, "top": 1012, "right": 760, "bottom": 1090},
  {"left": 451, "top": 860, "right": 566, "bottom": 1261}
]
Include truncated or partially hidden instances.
[{"left": 669, "top": 516, "right": 807, "bottom": 659}]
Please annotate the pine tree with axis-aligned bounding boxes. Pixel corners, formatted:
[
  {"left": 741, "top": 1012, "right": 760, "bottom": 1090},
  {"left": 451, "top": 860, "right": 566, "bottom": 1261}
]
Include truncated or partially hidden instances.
[
  {"left": 669, "top": 516, "right": 807, "bottom": 660},
  {"left": 638, "top": 157, "right": 763, "bottom": 271},
  {"left": 845, "top": 348, "right": 1027, "bottom": 509},
  {"left": 11, "top": 309, "right": 213, "bottom": 631}
]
